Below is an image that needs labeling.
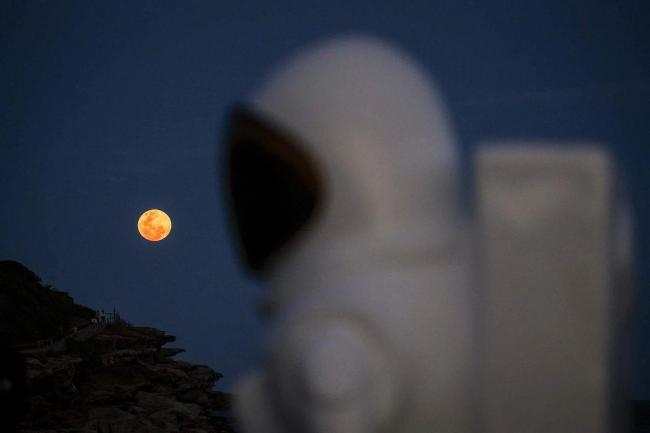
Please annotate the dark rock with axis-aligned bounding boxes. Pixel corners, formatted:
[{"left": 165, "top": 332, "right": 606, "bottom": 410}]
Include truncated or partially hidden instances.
[
  {"left": 0, "top": 260, "right": 95, "bottom": 346},
  {"left": 0, "top": 261, "right": 233, "bottom": 433},
  {"left": 161, "top": 347, "right": 185, "bottom": 357},
  {"left": 87, "top": 408, "right": 138, "bottom": 433},
  {"left": 147, "top": 363, "right": 190, "bottom": 383},
  {"left": 179, "top": 388, "right": 211, "bottom": 405}
]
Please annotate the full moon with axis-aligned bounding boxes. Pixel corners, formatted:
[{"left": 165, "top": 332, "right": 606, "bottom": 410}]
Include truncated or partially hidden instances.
[{"left": 138, "top": 209, "right": 172, "bottom": 241}]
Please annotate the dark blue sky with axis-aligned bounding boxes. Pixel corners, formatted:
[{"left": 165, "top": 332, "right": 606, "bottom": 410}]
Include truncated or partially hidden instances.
[{"left": 1, "top": 0, "right": 649, "bottom": 394}]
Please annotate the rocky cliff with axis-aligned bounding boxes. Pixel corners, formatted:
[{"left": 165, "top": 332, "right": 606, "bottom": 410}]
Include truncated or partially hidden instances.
[{"left": 0, "top": 261, "right": 234, "bottom": 433}]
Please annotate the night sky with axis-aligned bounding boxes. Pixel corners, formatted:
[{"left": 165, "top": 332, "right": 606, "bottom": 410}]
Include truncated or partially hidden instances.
[{"left": 2, "top": 1, "right": 649, "bottom": 394}]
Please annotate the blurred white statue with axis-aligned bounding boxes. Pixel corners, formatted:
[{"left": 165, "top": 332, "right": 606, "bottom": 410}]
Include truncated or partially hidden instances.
[
  {"left": 224, "top": 36, "right": 633, "bottom": 433},
  {"left": 474, "top": 145, "right": 634, "bottom": 433},
  {"left": 225, "top": 36, "right": 472, "bottom": 433}
]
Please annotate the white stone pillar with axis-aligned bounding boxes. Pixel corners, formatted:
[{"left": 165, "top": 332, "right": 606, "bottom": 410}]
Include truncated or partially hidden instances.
[{"left": 475, "top": 145, "right": 631, "bottom": 433}]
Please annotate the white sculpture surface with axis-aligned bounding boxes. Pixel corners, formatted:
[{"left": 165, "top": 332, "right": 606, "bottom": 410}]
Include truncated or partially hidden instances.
[
  {"left": 475, "top": 145, "right": 633, "bottom": 433},
  {"left": 229, "top": 36, "right": 472, "bottom": 433},
  {"left": 225, "top": 36, "right": 633, "bottom": 433}
]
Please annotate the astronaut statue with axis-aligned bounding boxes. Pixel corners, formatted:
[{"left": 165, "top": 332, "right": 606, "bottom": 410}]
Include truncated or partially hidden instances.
[
  {"left": 224, "top": 36, "right": 472, "bottom": 433},
  {"left": 223, "top": 36, "right": 633, "bottom": 433}
]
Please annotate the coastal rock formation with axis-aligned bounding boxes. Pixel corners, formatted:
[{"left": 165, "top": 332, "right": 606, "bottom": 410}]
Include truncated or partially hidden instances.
[{"left": 0, "top": 261, "right": 233, "bottom": 433}]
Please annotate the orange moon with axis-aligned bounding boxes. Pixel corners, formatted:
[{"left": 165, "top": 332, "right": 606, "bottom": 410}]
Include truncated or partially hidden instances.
[{"left": 137, "top": 209, "right": 172, "bottom": 241}]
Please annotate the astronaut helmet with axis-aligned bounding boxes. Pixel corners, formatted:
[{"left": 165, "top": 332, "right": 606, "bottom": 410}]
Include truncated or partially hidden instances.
[{"left": 225, "top": 35, "right": 462, "bottom": 300}]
